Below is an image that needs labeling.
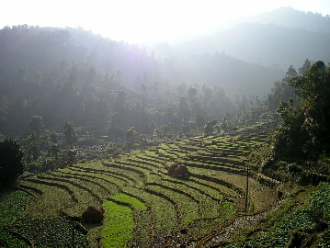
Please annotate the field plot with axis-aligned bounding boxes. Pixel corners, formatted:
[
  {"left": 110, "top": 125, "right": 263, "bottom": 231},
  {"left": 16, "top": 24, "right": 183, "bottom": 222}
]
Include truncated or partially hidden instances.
[
  {"left": 0, "top": 190, "right": 31, "bottom": 248},
  {"left": 102, "top": 200, "right": 134, "bottom": 248},
  {"left": 5, "top": 129, "right": 278, "bottom": 247},
  {"left": 102, "top": 193, "right": 149, "bottom": 247}
]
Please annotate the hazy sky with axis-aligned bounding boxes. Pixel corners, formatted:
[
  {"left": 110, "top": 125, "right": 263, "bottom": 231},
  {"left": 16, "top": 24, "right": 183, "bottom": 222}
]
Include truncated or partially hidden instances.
[{"left": 1, "top": 0, "right": 330, "bottom": 44}]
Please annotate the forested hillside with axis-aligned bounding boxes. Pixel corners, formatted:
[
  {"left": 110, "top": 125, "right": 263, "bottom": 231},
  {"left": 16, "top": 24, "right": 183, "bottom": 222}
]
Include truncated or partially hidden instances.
[{"left": 0, "top": 25, "right": 282, "bottom": 138}]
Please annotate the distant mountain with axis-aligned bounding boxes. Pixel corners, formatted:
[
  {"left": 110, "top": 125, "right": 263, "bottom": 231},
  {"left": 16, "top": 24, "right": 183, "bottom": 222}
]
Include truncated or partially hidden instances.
[
  {"left": 240, "top": 7, "right": 330, "bottom": 34},
  {"left": 161, "top": 7, "right": 330, "bottom": 70}
]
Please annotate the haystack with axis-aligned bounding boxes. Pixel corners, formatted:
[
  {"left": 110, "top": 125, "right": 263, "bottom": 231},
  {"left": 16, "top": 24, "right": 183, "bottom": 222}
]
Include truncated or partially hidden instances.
[
  {"left": 168, "top": 163, "right": 179, "bottom": 176},
  {"left": 173, "top": 164, "right": 190, "bottom": 179},
  {"left": 81, "top": 206, "right": 104, "bottom": 224}
]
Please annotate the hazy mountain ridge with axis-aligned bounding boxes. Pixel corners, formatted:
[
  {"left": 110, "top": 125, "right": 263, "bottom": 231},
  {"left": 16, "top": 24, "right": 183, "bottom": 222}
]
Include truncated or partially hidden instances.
[
  {"left": 162, "top": 7, "right": 330, "bottom": 70},
  {"left": 240, "top": 6, "right": 330, "bottom": 34}
]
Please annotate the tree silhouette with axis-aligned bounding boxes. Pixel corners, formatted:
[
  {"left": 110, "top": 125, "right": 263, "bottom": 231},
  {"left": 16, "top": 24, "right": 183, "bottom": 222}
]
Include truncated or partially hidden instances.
[
  {"left": 0, "top": 139, "right": 24, "bottom": 188},
  {"left": 63, "top": 120, "right": 77, "bottom": 148},
  {"left": 28, "top": 116, "right": 44, "bottom": 135}
]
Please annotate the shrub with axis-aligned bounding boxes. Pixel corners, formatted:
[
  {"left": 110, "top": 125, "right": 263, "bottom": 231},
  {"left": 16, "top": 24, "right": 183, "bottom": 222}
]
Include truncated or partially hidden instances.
[
  {"left": 27, "top": 161, "right": 43, "bottom": 171},
  {"left": 0, "top": 139, "right": 25, "bottom": 188}
]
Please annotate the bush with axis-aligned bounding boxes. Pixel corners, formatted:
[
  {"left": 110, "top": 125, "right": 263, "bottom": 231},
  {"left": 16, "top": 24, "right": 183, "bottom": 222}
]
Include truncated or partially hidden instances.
[
  {"left": 308, "top": 182, "right": 330, "bottom": 224},
  {"left": 0, "top": 139, "right": 25, "bottom": 188},
  {"left": 27, "top": 161, "right": 43, "bottom": 171}
]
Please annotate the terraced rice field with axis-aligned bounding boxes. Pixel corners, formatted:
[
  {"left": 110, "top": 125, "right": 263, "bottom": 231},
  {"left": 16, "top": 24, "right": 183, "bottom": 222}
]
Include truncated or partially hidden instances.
[{"left": 3, "top": 125, "right": 280, "bottom": 247}]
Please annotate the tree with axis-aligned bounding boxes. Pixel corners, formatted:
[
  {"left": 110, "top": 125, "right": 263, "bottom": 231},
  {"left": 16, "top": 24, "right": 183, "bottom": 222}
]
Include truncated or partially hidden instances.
[
  {"left": 195, "top": 115, "right": 205, "bottom": 128},
  {"left": 20, "top": 132, "right": 42, "bottom": 162},
  {"left": 178, "top": 97, "right": 191, "bottom": 120},
  {"left": 204, "top": 120, "right": 217, "bottom": 135},
  {"left": 0, "top": 139, "right": 25, "bottom": 188},
  {"left": 63, "top": 120, "right": 77, "bottom": 147},
  {"left": 28, "top": 116, "right": 44, "bottom": 135},
  {"left": 51, "top": 143, "right": 60, "bottom": 160},
  {"left": 298, "top": 59, "right": 311, "bottom": 75},
  {"left": 49, "top": 131, "right": 58, "bottom": 144},
  {"left": 289, "top": 61, "right": 330, "bottom": 157},
  {"left": 271, "top": 61, "right": 330, "bottom": 160},
  {"left": 125, "top": 127, "right": 136, "bottom": 145},
  {"left": 27, "top": 132, "right": 41, "bottom": 161},
  {"left": 285, "top": 65, "right": 298, "bottom": 79},
  {"left": 188, "top": 87, "right": 197, "bottom": 101},
  {"left": 221, "top": 113, "right": 231, "bottom": 134},
  {"left": 154, "top": 123, "right": 170, "bottom": 140}
]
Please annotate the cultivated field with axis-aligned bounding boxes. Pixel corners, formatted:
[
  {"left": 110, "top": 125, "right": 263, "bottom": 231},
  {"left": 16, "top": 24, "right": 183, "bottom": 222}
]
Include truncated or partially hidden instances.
[{"left": 3, "top": 122, "right": 281, "bottom": 247}]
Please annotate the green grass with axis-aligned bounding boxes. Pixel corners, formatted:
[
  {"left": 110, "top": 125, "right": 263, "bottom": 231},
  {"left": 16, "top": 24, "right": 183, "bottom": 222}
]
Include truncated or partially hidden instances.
[
  {"left": 31, "top": 176, "right": 102, "bottom": 217},
  {"left": 161, "top": 174, "right": 223, "bottom": 201},
  {"left": 21, "top": 181, "right": 75, "bottom": 218},
  {"left": 159, "top": 144, "right": 170, "bottom": 150},
  {"left": 125, "top": 187, "right": 178, "bottom": 236},
  {"left": 168, "top": 144, "right": 179, "bottom": 149},
  {"left": 190, "top": 176, "right": 240, "bottom": 197},
  {"left": 8, "top": 127, "right": 287, "bottom": 246},
  {"left": 68, "top": 166, "right": 130, "bottom": 188},
  {"left": 158, "top": 148, "right": 178, "bottom": 158},
  {"left": 110, "top": 193, "right": 150, "bottom": 246},
  {"left": 0, "top": 190, "right": 31, "bottom": 247},
  {"left": 9, "top": 218, "right": 88, "bottom": 247},
  {"left": 56, "top": 169, "right": 120, "bottom": 194},
  {"left": 224, "top": 183, "right": 330, "bottom": 247},
  {"left": 110, "top": 193, "right": 147, "bottom": 211},
  {"left": 102, "top": 201, "right": 134, "bottom": 248},
  {"left": 148, "top": 184, "right": 199, "bottom": 226}
]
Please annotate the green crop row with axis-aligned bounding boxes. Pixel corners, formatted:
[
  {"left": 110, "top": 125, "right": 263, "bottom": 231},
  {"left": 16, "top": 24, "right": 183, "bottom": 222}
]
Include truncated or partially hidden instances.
[
  {"left": 110, "top": 193, "right": 147, "bottom": 211},
  {"left": 109, "top": 193, "right": 150, "bottom": 247},
  {"left": 159, "top": 173, "right": 223, "bottom": 201},
  {"left": 69, "top": 166, "right": 133, "bottom": 187},
  {"left": 48, "top": 171, "right": 112, "bottom": 199},
  {"left": 21, "top": 180, "right": 75, "bottom": 218},
  {"left": 125, "top": 187, "right": 178, "bottom": 237},
  {"left": 0, "top": 190, "right": 31, "bottom": 248},
  {"left": 102, "top": 200, "right": 134, "bottom": 248},
  {"left": 148, "top": 184, "right": 199, "bottom": 226},
  {"left": 57, "top": 169, "right": 120, "bottom": 194},
  {"left": 8, "top": 218, "right": 87, "bottom": 247}
]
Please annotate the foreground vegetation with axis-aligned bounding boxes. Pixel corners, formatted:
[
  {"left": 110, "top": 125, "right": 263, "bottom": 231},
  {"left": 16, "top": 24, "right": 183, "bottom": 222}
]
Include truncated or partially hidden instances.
[
  {"left": 0, "top": 118, "right": 278, "bottom": 247},
  {"left": 0, "top": 114, "right": 318, "bottom": 247},
  {"left": 2, "top": 118, "right": 329, "bottom": 247},
  {"left": 2, "top": 86, "right": 330, "bottom": 247}
]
